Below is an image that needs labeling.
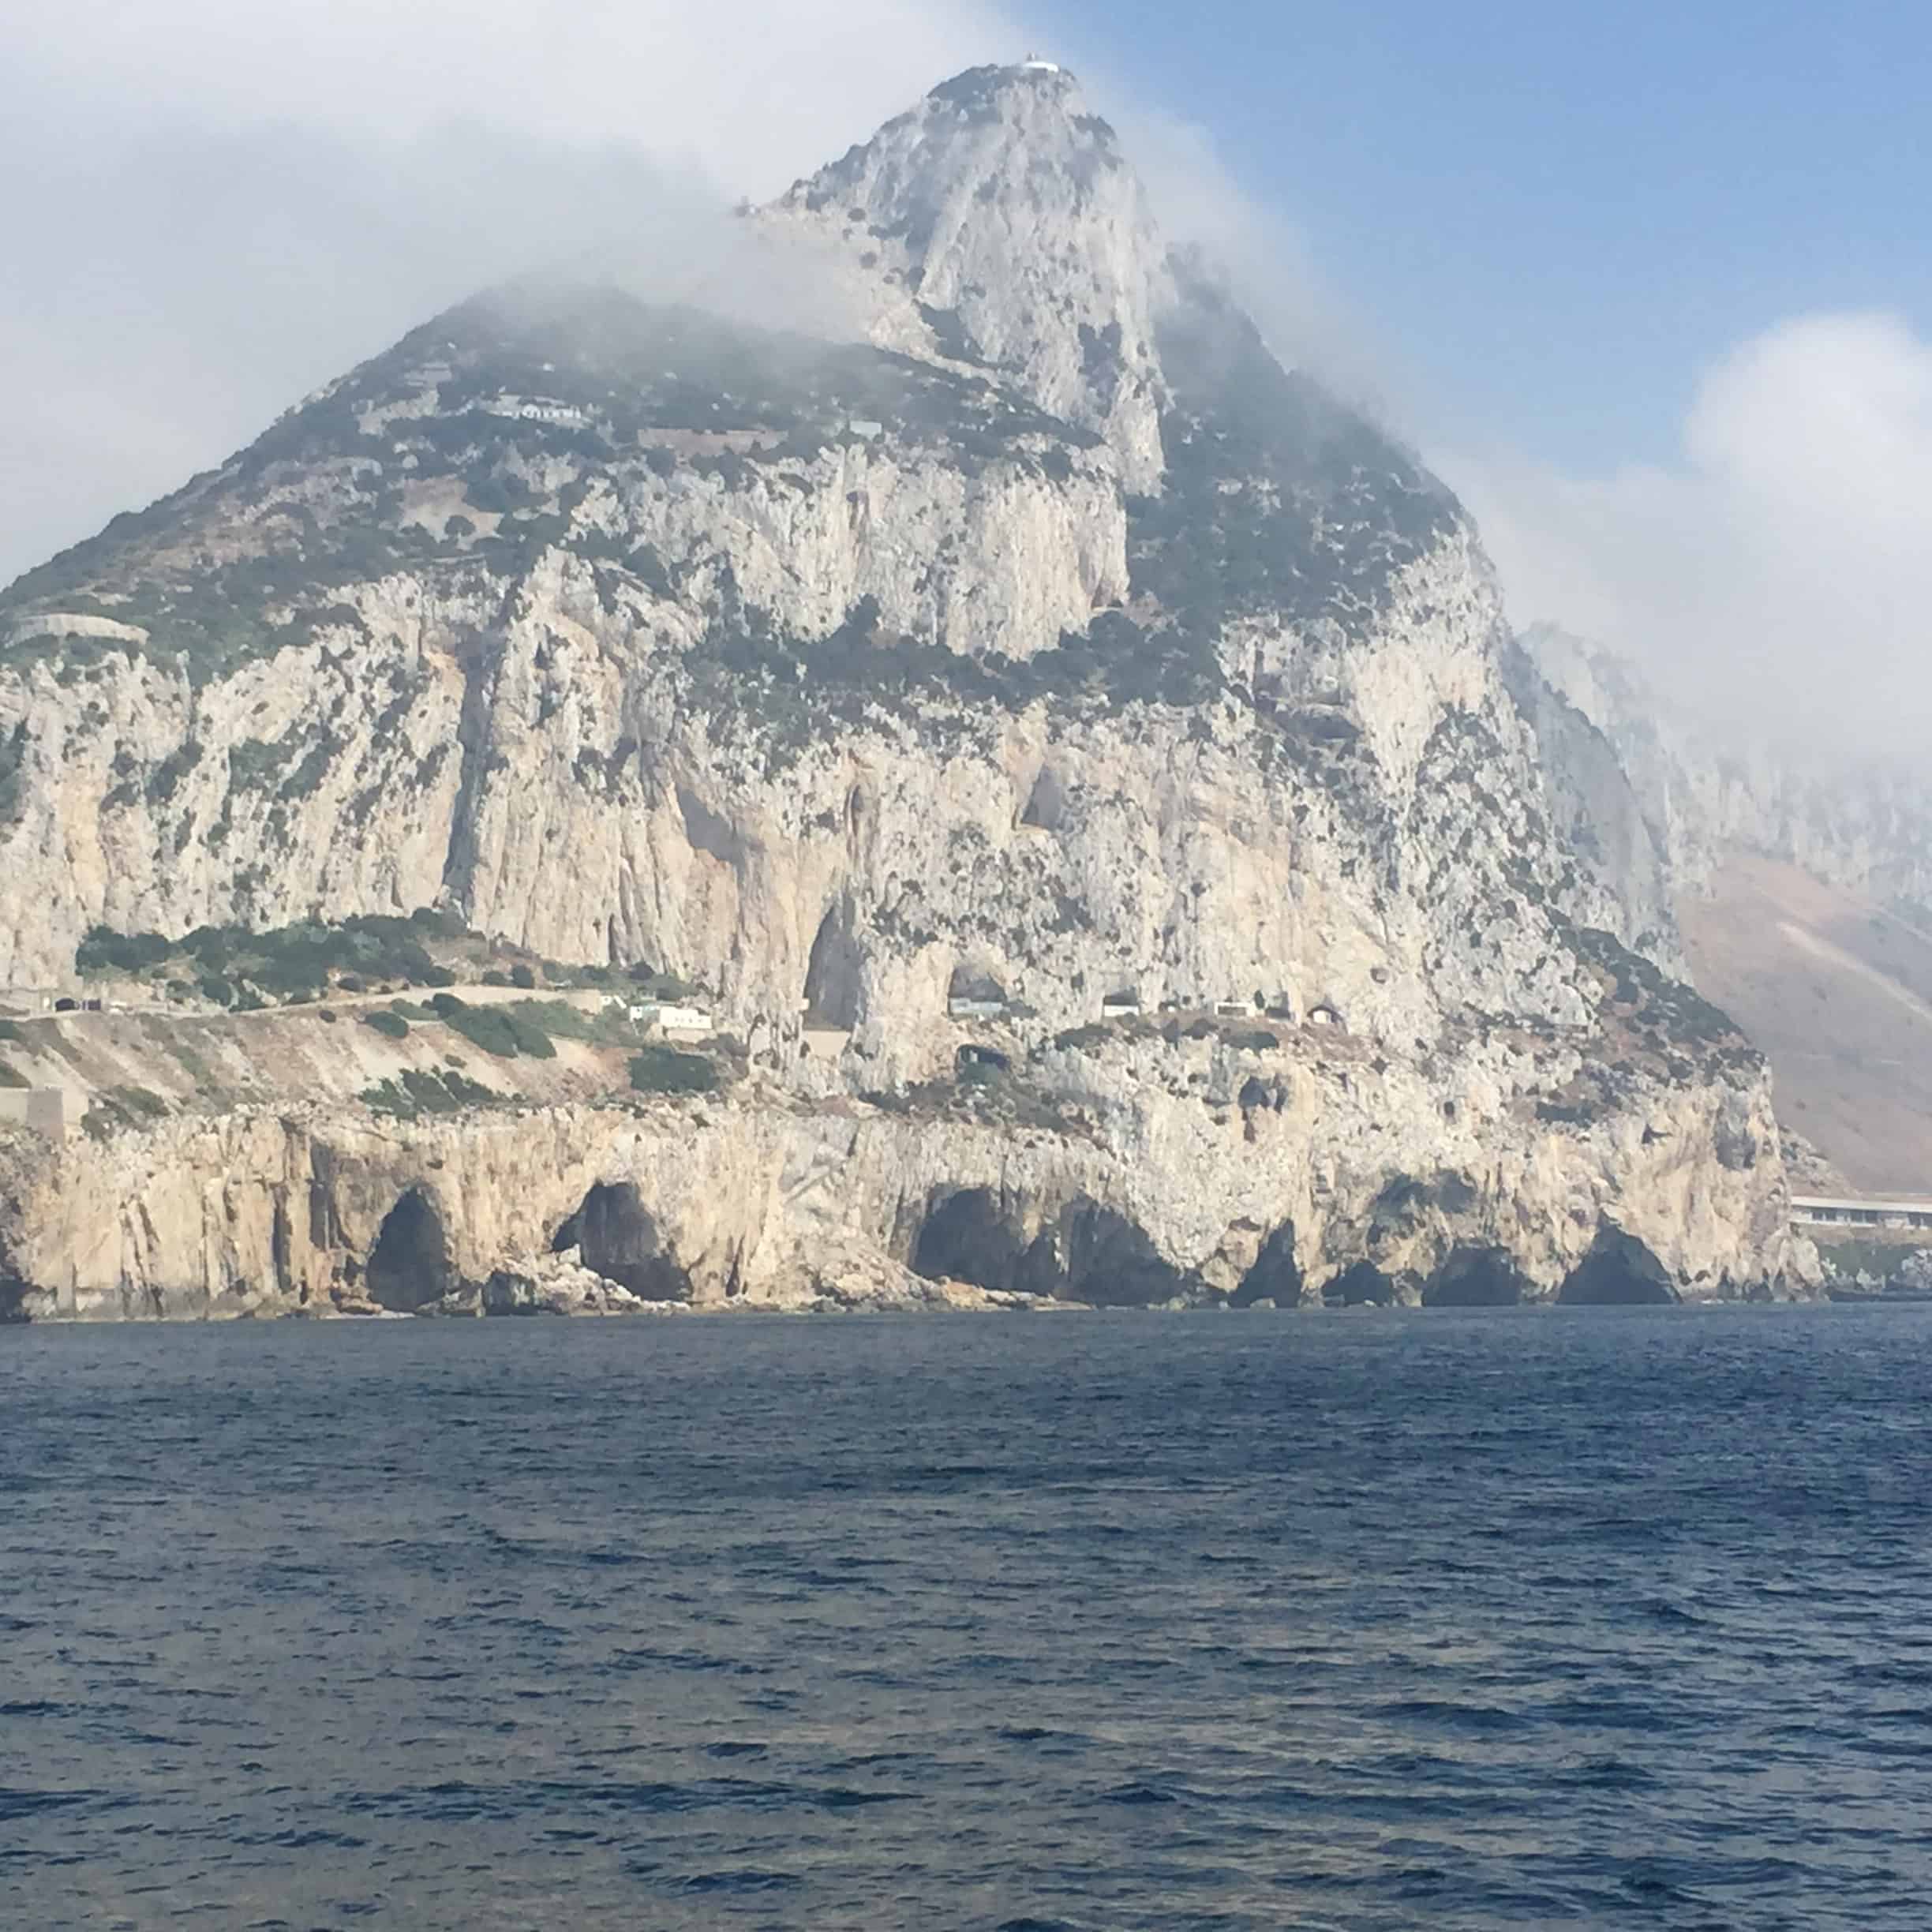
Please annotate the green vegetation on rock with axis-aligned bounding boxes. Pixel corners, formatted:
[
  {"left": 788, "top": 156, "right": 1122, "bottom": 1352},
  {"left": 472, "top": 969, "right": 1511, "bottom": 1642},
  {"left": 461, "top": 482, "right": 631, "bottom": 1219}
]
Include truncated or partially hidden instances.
[
  {"left": 359, "top": 1068, "right": 499, "bottom": 1119},
  {"left": 628, "top": 1045, "right": 720, "bottom": 1095}
]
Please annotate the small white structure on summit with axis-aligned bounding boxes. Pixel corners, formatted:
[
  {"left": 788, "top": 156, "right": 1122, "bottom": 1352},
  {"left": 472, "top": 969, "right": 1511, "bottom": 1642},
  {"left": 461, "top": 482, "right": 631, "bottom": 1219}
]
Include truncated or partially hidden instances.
[{"left": 1021, "top": 54, "right": 1062, "bottom": 73}]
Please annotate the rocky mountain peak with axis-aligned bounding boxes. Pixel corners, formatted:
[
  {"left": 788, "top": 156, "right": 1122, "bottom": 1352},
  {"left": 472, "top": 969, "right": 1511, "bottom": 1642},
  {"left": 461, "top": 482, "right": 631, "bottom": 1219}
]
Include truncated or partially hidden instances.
[{"left": 762, "top": 62, "right": 1169, "bottom": 486}]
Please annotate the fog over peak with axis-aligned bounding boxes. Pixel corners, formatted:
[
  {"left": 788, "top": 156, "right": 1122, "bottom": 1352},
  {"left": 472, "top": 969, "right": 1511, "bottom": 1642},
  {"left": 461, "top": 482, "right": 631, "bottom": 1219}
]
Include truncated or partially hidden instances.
[
  {"left": 5, "top": 1, "right": 1923, "bottom": 764},
  {"left": 0, "top": 0, "right": 1028, "bottom": 582}
]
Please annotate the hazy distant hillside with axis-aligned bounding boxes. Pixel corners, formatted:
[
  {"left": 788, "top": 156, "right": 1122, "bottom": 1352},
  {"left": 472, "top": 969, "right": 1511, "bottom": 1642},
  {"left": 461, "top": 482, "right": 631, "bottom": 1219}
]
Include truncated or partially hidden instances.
[{"left": 1679, "top": 853, "right": 1932, "bottom": 1195}]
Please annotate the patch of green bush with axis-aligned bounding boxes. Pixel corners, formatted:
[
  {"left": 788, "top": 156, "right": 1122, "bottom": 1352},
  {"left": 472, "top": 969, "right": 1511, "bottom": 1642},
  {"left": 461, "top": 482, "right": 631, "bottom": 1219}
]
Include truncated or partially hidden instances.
[
  {"left": 77, "top": 926, "right": 173, "bottom": 975},
  {"left": 506, "top": 998, "right": 631, "bottom": 1047},
  {"left": 628, "top": 1044, "right": 718, "bottom": 1094},
  {"left": 359, "top": 1067, "right": 498, "bottom": 1119},
  {"left": 425, "top": 994, "right": 556, "bottom": 1059},
  {"left": 361, "top": 1009, "right": 410, "bottom": 1040}
]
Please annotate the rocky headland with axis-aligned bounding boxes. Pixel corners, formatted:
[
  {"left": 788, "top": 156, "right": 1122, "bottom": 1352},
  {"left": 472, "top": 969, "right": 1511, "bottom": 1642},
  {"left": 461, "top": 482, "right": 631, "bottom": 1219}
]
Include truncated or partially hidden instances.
[{"left": 0, "top": 63, "right": 1814, "bottom": 1319}]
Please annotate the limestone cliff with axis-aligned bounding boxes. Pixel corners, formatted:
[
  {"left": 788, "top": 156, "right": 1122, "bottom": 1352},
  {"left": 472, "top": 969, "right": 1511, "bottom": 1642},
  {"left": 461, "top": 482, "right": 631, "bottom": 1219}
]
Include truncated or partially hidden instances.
[{"left": 0, "top": 64, "right": 1810, "bottom": 1316}]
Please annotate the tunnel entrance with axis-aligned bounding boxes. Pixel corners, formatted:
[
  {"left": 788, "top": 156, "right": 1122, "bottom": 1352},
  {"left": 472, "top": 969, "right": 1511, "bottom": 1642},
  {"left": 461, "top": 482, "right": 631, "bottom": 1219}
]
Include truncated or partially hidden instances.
[
  {"left": 1232, "top": 1222, "right": 1301, "bottom": 1307},
  {"left": 912, "top": 1187, "right": 1028, "bottom": 1290},
  {"left": 365, "top": 1189, "right": 453, "bottom": 1312},
  {"left": 567, "top": 1181, "right": 691, "bottom": 1301},
  {"left": 1559, "top": 1226, "right": 1679, "bottom": 1305},
  {"left": 1423, "top": 1245, "right": 1528, "bottom": 1308}
]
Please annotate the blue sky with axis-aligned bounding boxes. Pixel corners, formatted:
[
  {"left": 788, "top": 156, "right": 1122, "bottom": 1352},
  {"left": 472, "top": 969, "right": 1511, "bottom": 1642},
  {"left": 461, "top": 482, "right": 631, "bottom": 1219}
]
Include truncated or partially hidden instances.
[{"left": 1039, "top": 0, "right": 1929, "bottom": 466}]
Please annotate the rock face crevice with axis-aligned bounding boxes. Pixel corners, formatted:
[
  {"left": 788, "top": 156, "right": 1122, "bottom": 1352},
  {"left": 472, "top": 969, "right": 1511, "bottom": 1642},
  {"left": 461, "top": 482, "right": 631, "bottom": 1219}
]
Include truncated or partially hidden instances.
[
  {"left": 1324, "top": 1261, "right": 1399, "bottom": 1308},
  {"left": 1021, "top": 1199, "right": 1196, "bottom": 1307},
  {"left": 912, "top": 1185, "right": 1031, "bottom": 1291},
  {"left": 0, "top": 1236, "right": 28, "bottom": 1324}
]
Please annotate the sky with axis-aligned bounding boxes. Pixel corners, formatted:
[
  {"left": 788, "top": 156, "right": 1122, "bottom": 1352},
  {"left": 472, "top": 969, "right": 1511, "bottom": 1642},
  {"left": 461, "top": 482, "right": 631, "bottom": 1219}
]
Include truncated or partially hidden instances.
[{"left": 3, "top": 0, "right": 1926, "bottom": 750}]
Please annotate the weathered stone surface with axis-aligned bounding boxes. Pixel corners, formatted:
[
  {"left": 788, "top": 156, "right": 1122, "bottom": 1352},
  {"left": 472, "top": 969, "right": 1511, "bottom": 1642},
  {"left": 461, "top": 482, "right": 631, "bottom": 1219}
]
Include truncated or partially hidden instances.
[{"left": 0, "top": 64, "right": 1815, "bottom": 1314}]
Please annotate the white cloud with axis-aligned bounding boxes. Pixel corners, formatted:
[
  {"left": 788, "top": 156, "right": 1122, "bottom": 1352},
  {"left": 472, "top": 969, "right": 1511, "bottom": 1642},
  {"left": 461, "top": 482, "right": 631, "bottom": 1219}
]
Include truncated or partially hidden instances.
[
  {"left": 0, "top": 0, "right": 1027, "bottom": 582},
  {"left": 1454, "top": 313, "right": 1932, "bottom": 752},
  {"left": 7, "top": 0, "right": 1020, "bottom": 193}
]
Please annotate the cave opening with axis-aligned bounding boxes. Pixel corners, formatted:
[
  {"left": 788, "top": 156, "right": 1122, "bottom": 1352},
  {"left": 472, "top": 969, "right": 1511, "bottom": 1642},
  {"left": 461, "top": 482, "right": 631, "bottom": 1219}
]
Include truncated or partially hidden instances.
[
  {"left": 0, "top": 1234, "right": 28, "bottom": 1324},
  {"left": 1324, "top": 1260, "right": 1395, "bottom": 1307},
  {"left": 803, "top": 899, "right": 863, "bottom": 1029},
  {"left": 1033, "top": 1200, "right": 1195, "bottom": 1308},
  {"left": 571, "top": 1181, "right": 692, "bottom": 1301},
  {"left": 1020, "top": 766, "right": 1065, "bottom": 831},
  {"left": 1232, "top": 1221, "right": 1301, "bottom": 1307},
  {"left": 1422, "top": 1245, "right": 1527, "bottom": 1308},
  {"left": 912, "top": 1187, "right": 1028, "bottom": 1291},
  {"left": 1559, "top": 1227, "right": 1679, "bottom": 1305},
  {"left": 365, "top": 1189, "right": 453, "bottom": 1312}
]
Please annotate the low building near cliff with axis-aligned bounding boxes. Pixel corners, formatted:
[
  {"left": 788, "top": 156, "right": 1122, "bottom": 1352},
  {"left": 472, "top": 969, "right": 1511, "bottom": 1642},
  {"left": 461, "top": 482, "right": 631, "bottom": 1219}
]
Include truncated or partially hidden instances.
[
  {"left": 948, "top": 996, "right": 1007, "bottom": 1021},
  {"left": 0, "top": 1088, "right": 66, "bottom": 1140},
  {"left": 1792, "top": 1193, "right": 1932, "bottom": 1231},
  {"left": 651, "top": 1004, "right": 714, "bottom": 1038},
  {"left": 1101, "top": 990, "right": 1143, "bottom": 1018},
  {"left": 608, "top": 998, "right": 713, "bottom": 1037}
]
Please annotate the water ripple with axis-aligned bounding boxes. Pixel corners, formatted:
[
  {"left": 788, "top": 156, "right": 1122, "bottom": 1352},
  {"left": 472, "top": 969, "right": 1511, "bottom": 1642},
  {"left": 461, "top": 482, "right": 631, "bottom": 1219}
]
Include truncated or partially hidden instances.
[{"left": 3, "top": 1306, "right": 1931, "bottom": 1927}]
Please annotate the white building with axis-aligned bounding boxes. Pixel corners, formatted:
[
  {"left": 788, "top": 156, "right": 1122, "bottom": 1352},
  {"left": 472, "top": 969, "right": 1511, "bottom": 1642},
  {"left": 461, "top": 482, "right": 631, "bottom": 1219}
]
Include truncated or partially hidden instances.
[
  {"left": 653, "top": 1005, "right": 714, "bottom": 1038},
  {"left": 949, "top": 997, "right": 1007, "bottom": 1021},
  {"left": 1792, "top": 1194, "right": 1932, "bottom": 1231},
  {"left": 477, "top": 395, "right": 590, "bottom": 428}
]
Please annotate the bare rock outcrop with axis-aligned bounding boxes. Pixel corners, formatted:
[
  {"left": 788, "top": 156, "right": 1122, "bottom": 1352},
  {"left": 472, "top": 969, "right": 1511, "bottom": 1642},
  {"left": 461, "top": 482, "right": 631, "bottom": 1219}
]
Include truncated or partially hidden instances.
[{"left": 0, "top": 64, "right": 1812, "bottom": 1313}]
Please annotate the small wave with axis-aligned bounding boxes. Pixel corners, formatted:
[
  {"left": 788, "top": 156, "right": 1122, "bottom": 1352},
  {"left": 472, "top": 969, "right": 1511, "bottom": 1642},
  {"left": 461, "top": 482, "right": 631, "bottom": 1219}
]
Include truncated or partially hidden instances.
[
  {"left": 1373, "top": 1698, "right": 1530, "bottom": 1735},
  {"left": 0, "top": 1788, "right": 103, "bottom": 1822},
  {"left": 1099, "top": 1781, "right": 1177, "bottom": 1805},
  {"left": 676, "top": 1869, "right": 802, "bottom": 1894}
]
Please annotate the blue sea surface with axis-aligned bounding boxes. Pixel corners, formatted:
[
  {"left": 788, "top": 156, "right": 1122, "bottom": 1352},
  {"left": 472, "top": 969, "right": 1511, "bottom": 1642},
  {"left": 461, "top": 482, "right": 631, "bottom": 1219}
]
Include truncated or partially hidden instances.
[{"left": 3, "top": 1305, "right": 1930, "bottom": 1930}]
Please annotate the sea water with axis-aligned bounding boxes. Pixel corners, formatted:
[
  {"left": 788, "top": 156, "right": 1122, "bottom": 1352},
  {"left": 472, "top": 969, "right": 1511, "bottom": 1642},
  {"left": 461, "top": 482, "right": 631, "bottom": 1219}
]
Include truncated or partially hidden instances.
[{"left": 4, "top": 1305, "right": 1930, "bottom": 1929}]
